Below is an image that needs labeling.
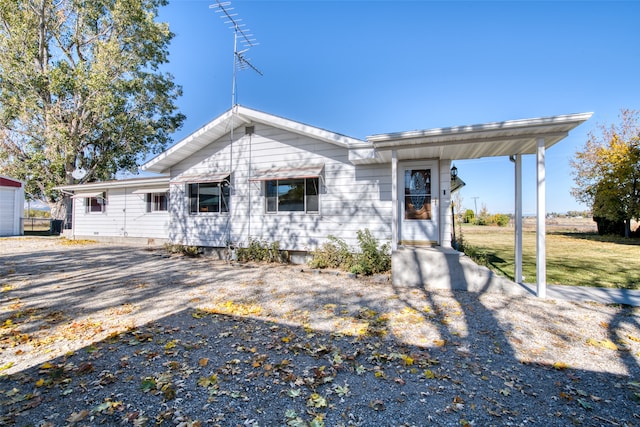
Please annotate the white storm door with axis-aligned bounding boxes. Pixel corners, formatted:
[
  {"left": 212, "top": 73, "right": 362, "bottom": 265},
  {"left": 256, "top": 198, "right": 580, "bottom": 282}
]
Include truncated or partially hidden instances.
[{"left": 399, "top": 161, "right": 438, "bottom": 245}]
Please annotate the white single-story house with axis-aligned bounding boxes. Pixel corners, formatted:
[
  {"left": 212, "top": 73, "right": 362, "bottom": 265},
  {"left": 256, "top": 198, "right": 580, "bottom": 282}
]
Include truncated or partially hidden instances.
[
  {"left": 0, "top": 176, "right": 25, "bottom": 237},
  {"left": 57, "top": 105, "right": 591, "bottom": 296}
]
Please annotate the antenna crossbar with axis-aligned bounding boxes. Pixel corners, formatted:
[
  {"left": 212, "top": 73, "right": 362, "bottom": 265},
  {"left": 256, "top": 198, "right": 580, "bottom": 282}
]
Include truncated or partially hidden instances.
[{"left": 210, "top": 0, "right": 262, "bottom": 106}]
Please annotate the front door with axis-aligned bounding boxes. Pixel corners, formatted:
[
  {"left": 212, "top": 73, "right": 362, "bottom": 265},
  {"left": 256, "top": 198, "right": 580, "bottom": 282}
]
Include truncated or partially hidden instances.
[{"left": 399, "top": 161, "right": 438, "bottom": 245}]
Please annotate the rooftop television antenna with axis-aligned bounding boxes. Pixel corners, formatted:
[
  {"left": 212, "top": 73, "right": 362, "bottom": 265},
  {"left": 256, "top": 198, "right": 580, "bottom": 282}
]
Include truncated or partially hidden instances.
[
  {"left": 210, "top": 0, "right": 263, "bottom": 107},
  {"left": 209, "top": 1, "right": 262, "bottom": 250}
]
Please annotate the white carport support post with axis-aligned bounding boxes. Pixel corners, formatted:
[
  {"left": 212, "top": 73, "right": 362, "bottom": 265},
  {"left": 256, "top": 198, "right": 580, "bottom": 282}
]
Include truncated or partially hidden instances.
[
  {"left": 536, "top": 138, "right": 547, "bottom": 298},
  {"left": 391, "top": 150, "right": 398, "bottom": 250},
  {"left": 514, "top": 154, "right": 523, "bottom": 283}
]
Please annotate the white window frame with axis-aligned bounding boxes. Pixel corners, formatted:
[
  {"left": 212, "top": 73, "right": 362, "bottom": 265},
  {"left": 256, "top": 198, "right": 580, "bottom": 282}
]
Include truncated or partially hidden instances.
[
  {"left": 265, "top": 177, "right": 319, "bottom": 214},
  {"left": 188, "top": 179, "right": 230, "bottom": 215},
  {"left": 146, "top": 192, "right": 168, "bottom": 213},
  {"left": 85, "top": 193, "right": 106, "bottom": 214}
]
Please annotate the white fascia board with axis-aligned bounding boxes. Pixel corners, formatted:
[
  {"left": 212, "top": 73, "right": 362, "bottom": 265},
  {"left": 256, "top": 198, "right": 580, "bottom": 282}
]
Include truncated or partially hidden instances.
[
  {"left": 142, "top": 108, "right": 248, "bottom": 173},
  {"left": 367, "top": 112, "right": 594, "bottom": 146},
  {"left": 237, "top": 106, "right": 366, "bottom": 148}
]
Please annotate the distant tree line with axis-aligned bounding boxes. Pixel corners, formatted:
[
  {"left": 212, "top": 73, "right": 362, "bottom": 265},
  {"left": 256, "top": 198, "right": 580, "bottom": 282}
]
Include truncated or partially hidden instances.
[
  {"left": 462, "top": 206, "right": 510, "bottom": 227},
  {"left": 460, "top": 209, "right": 592, "bottom": 227},
  {"left": 24, "top": 208, "right": 51, "bottom": 218}
]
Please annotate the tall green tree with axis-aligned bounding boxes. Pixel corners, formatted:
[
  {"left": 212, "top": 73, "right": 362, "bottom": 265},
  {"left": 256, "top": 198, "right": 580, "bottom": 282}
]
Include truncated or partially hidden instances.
[
  {"left": 0, "top": 0, "right": 185, "bottom": 218},
  {"left": 571, "top": 109, "right": 640, "bottom": 237}
]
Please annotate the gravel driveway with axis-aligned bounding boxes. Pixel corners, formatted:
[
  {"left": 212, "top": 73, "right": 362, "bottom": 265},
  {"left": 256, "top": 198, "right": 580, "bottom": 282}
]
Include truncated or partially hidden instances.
[{"left": 0, "top": 238, "right": 639, "bottom": 426}]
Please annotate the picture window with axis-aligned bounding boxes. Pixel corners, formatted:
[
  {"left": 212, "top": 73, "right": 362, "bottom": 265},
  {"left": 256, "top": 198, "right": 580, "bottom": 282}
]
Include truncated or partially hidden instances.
[
  {"left": 265, "top": 177, "right": 319, "bottom": 213},
  {"left": 189, "top": 179, "right": 230, "bottom": 214}
]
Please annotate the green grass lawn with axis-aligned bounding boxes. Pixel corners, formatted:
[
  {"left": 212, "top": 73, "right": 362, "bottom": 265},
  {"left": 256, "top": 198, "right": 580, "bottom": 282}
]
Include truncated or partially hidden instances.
[{"left": 460, "top": 225, "right": 640, "bottom": 289}]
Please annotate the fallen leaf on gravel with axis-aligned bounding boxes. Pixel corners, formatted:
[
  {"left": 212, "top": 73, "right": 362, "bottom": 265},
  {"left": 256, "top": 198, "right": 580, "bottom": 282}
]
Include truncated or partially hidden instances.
[
  {"left": 76, "top": 362, "right": 94, "bottom": 374},
  {"left": 94, "top": 399, "right": 123, "bottom": 414},
  {"left": 586, "top": 338, "right": 618, "bottom": 351},
  {"left": 577, "top": 398, "right": 593, "bottom": 410},
  {"left": 400, "top": 354, "right": 414, "bottom": 366},
  {"left": 140, "top": 377, "right": 156, "bottom": 392},
  {"left": 309, "top": 416, "right": 325, "bottom": 427},
  {"left": 552, "top": 361, "right": 569, "bottom": 370},
  {"left": 66, "top": 410, "right": 89, "bottom": 424},
  {"left": 307, "top": 392, "right": 327, "bottom": 408},
  {"left": 0, "top": 361, "right": 14, "bottom": 371},
  {"left": 288, "top": 388, "right": 301, "bottom": 398},
  {"left": 284, "top": 409, "right": 306, "bottom": 427},
  {"left": 334, "top": 383, "right": 350, "bottom": 396}
]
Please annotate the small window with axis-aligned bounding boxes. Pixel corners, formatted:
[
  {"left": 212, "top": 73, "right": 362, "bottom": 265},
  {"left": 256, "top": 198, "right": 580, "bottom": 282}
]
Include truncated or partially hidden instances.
[
  {"left": 189, "top": 179, "right": 230, "bottom": 214},
  {"left": 146, "top": 192, "right": 168, "bottom": 212},
  {"left": 265, "top": 177, "right": 319, "bottom": 213},
  {"left": 85, "top": 193, "right": 106, "bottom": 213}
]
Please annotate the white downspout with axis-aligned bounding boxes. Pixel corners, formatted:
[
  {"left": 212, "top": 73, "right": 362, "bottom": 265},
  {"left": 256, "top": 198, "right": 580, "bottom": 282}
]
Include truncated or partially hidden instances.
[{"left": 391, "top": 150, "right": 398, "bottom": 250}]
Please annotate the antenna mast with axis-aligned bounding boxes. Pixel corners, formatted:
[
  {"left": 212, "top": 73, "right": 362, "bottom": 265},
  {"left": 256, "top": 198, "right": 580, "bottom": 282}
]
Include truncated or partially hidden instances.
[
  {"left": 210, "top": 0, "right": 262, "bottom": 107},
  {"left": 209, "top": 1, "right": 263, "bottom": 251}
]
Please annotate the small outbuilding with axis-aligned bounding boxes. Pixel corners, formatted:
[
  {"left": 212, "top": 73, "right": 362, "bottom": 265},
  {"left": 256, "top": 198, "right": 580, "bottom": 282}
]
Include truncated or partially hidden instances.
[{"left": 0, "top": 176, "right": 25, "bottom": 237}]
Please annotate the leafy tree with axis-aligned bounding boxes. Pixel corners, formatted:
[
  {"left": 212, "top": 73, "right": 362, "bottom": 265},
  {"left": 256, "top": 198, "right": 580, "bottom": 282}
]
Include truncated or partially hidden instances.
[
  {"left": 463, "top": 209, "right": 475, "bottom": 224},
  {"left": 0, "top": 0, "right": 185, "bottom": 218},
  {"left": 571, "top": 109, "right": 640, "bottom": 237}
]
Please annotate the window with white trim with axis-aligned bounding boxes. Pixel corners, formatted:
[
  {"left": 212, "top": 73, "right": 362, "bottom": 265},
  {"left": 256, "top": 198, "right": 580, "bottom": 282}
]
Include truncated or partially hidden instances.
[
  {"left": 146, "top": 192, "right": 168, "bottom": 212},
  {"left": 265, "top": 177, "right": 319, "bottom": 213},
  {"left": 189, "top": 180, "right": 229, "bottom": 214},
  {"left": 85, "top": 193, "right": 106, "bottom": 213}
]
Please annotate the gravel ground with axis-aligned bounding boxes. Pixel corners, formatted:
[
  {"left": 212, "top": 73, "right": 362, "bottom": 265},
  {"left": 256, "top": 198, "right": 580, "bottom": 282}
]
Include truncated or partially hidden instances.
[{"left": 0, "top": 237, "right": 639, "bottom": 426}]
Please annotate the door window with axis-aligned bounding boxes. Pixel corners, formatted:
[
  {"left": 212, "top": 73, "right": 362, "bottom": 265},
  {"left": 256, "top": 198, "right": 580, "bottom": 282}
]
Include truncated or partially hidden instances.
[{"left": 404, "top": 169, "right": 431, "bottom": 220}]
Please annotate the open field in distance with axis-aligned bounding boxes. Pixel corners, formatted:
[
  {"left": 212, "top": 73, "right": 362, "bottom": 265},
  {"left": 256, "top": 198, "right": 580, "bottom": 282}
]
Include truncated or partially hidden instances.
[{"left": 460, "top": 218, "right": 640, "bottom": 290}]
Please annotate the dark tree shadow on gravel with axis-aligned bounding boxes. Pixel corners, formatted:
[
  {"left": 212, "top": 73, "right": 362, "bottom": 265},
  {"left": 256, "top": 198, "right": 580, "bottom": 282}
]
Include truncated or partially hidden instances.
[
  {"left": 1, "top": 242, "right": 639, "bottom": 426},
  {"left": 0, "top": 243, "right": 255, "bottom": 372},
  {"left": 389, "top": 259, "right": 640, "bottom": 426},
  {"left": 0, "top": 307, "right": 637, "bottom": 426},
  {"left": 608, "top": 304, "right": 640, "bottom": 393}
]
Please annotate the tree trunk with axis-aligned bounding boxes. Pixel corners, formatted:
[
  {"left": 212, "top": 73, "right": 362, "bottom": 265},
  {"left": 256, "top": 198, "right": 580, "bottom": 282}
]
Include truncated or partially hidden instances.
[
  {"left": 48, "top": 198, "right": 68, "bottom": 221},
  {"left": 625, "top": 218, "right": 631, "bottom": 238}
]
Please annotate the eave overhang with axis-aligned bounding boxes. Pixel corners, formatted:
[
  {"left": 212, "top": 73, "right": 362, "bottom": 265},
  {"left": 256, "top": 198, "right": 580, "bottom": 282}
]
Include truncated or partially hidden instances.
[
  {"left": 352, "top": 112, "right": 593, "bottom": 164},
  {"left": 55, "top": 176, "right": 170, "bottom": 192}
]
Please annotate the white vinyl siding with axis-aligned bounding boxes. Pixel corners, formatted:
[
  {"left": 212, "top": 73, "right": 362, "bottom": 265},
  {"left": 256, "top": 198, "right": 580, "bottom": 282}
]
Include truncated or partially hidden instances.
[
  {"left": 0, "top": 185, "right": 24, "bottom": 237},
  {"left": 169, "top": 123, "right": 392, "bottom": 250},
  {"left": 72, "top": 188, "right": 169, "bottom": 239}
]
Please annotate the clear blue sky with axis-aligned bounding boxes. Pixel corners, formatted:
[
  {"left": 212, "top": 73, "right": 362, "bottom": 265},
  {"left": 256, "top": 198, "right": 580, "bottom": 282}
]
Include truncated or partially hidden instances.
[{"left": 156, "top": 0, "right": 640, "bottom": 215}]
